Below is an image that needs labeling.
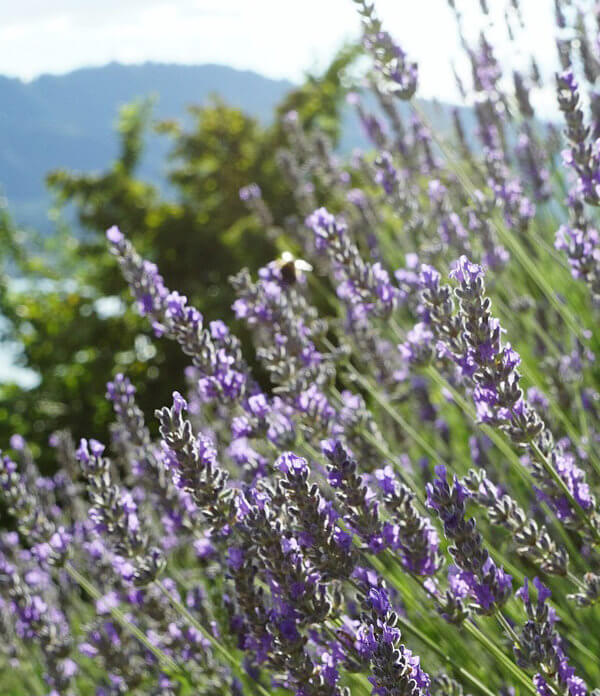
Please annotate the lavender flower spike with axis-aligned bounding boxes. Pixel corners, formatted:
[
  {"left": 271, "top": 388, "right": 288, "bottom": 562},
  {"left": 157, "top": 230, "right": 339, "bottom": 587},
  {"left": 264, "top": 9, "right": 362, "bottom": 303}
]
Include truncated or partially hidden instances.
[
  {"left": 356, "top": 583, "right": 431, "bottom": 696},
  {"left": 378, "top": 466, "right": 441, "bottom": 576},
  {"left": 515, "top": 577, "right": 589, "bottom": 696},
  {"left": 323, "top": 440, "right": 384, "bottom": 551},
  {"left": 107, "top": 227, "right": 249, "bottom": 403},
  {"left": 462, "top": 468, "right": 568, "bottom": 576},
  {"left": 421, "top": 255, "right": 598, "bottom": 533},
  {"left": 276, "top": 451, "right": 357, "bottom": 580},
  {"left": 306, "top": 208, "right": 399, "bottom": 318},
  {"left": 427, "top": 465, "right": 512, "bottom": 615},
  {"left": 353, "top": 0, "right": 418, "bottom": 100},
  {"left": 555, "top": 197, "right": 600, "bottom": 307},
  {"left": 557, "top": 70, "right": 600, "bottom": 206},
  {"left": 76, "top": 438, "right": 164, "bottom": 585},
  {"left": 155, "top": 392, "right": 233, "bottom": 532}
]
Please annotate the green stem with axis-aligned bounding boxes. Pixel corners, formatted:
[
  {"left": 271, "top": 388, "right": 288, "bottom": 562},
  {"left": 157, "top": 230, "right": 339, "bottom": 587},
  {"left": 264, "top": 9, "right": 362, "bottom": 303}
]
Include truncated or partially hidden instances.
[
  {"left": 462, "top": 621, "right": 536, "bottom": 695},
  {"left": 496, "top": 612, "right": 520, "bottom": 647}
]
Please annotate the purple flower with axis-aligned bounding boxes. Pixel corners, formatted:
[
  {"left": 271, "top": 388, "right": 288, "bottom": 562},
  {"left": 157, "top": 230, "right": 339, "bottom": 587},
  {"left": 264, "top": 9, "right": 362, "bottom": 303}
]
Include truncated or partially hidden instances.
[
  {"left": 427, "top": 466, "right": 511, "bottom": 613},
  {"left": 76, "top": 438, "right": 105, "bottom": 465},
  {"left": 449, "top": 255, "right": 484, "bottom": 284},
  {"left": 239, "top": 183, "right": 261, "bottom": 201},
  {"left": 275, "top": 452, "right": 308, "bottom": 477},
  {"left": 247, "top": 393, "right": 269, "bottom": 419},
  {"left": 398, "top": 322, "right": 434, "bottom": 365},
  {"left": 194, "top": 535, "right": 216, "bottom": 560},
  {"left": 419, "top": 264, "right": 441, "bottom": 292},
  {"left": 106, "top": 225, "right": 124, "bottom": 244},
  {"left": 374, "top": 465, "right": 397, "bottom": 496},
  {"left": 171, "top": 391, "right": 188, "bottom": 416},
  {"left": 367, "top": 587, "right": 391, "bottom": 615},
  {"left": 9, "top": 434, "right": 26, "bottom": 451},
  {"left": 210, "top": 319, "right": 229, "bottom": 339},
  {"left": 333, "top": 528, "right": 353, "bottom": 551},
  {"left": 227, "top": 547, "right": 244, "bottom": 571}
]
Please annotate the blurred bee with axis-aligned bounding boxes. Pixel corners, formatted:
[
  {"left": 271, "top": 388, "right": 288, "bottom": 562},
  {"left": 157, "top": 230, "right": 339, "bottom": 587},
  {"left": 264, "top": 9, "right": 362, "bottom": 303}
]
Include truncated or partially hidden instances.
[{"left": 276, "top": 251, "right": 313, "bottom": 285}]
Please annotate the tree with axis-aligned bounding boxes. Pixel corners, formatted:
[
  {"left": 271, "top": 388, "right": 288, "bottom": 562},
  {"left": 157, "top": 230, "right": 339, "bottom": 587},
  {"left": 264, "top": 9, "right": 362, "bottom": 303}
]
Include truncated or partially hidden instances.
[{"left": 0, "top": 50, "right": 358, "bottom": 467}]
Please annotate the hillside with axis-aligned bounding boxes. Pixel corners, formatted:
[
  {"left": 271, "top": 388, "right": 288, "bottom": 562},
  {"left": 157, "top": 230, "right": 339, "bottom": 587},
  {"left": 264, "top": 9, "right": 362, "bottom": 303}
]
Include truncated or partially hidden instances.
[
  {"left": 0, "top": 63, "right": 294, "bottom": 230},
  {"left": 0, "top": 62, "right": 475, "bottom": 232}
]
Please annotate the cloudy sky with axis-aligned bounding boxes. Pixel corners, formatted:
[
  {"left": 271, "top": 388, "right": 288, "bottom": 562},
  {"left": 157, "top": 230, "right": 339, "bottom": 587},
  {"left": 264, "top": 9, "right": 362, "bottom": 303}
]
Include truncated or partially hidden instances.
[{"left": 0, "top": 0, "right": 559, "bottom": 102}]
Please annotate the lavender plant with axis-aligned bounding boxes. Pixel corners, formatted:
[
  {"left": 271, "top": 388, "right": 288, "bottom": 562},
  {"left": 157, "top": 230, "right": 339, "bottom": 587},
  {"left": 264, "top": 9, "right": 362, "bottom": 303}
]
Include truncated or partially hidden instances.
[{"left": 5, "top": 1, "right": 600, "bottom": 695}]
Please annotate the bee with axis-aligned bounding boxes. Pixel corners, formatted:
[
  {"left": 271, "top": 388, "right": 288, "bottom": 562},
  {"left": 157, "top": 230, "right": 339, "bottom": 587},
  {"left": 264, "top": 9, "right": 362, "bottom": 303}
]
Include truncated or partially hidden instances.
[{"left": 276, "top": 251, "right": 313, "bottom": 285}]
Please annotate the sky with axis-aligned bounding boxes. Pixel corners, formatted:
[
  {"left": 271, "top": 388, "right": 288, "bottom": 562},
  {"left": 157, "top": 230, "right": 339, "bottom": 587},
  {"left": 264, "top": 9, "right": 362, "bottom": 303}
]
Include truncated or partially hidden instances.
[{"left": 0, "top": 0, "right": 560, "bottom": 103}]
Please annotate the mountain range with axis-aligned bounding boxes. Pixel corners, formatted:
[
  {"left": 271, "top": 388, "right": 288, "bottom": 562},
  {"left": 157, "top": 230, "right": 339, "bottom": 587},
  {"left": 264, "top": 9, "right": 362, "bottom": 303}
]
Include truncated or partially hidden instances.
[
  {"left": 0, "top": 62, "right": 470, "bottom": 232},
  {"left": 0, "top": 63, "right": 300, "bottom": 231}
]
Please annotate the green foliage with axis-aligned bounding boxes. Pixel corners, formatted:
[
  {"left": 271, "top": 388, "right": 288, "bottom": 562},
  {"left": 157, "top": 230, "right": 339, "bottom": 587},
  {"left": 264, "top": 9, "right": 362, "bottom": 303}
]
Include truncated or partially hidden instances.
[{"left": 0, "top": 52, "right": 358, "bottom": 467}]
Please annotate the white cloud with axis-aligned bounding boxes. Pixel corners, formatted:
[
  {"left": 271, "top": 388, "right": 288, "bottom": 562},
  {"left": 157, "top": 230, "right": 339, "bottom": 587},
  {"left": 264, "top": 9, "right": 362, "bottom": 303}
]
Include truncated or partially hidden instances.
[{"left": 0, "top": 0, "right": 559, "bottom": 105}]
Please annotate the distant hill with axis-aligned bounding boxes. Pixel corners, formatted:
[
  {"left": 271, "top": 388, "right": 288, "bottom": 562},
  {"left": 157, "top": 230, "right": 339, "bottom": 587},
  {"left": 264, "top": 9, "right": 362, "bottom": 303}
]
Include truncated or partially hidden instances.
[
  {"left": 0, "top": 63, "right": 295, "bottom": 231},
  {"left": 0, "top": 62, "right": 474, "bottom": 232}
]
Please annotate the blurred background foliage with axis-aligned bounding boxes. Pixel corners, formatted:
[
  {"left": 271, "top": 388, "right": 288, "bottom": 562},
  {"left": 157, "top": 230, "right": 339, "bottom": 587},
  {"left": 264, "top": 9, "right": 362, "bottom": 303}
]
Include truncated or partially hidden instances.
[{"left": 0, "top": 47, "right": 358, "bottom": 470}]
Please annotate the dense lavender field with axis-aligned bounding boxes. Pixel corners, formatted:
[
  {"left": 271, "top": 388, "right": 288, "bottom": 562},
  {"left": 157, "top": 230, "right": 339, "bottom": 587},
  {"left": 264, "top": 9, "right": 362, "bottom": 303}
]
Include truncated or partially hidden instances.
[{"left": 3, "top": 0, "right": 600, "bottom": 694}]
